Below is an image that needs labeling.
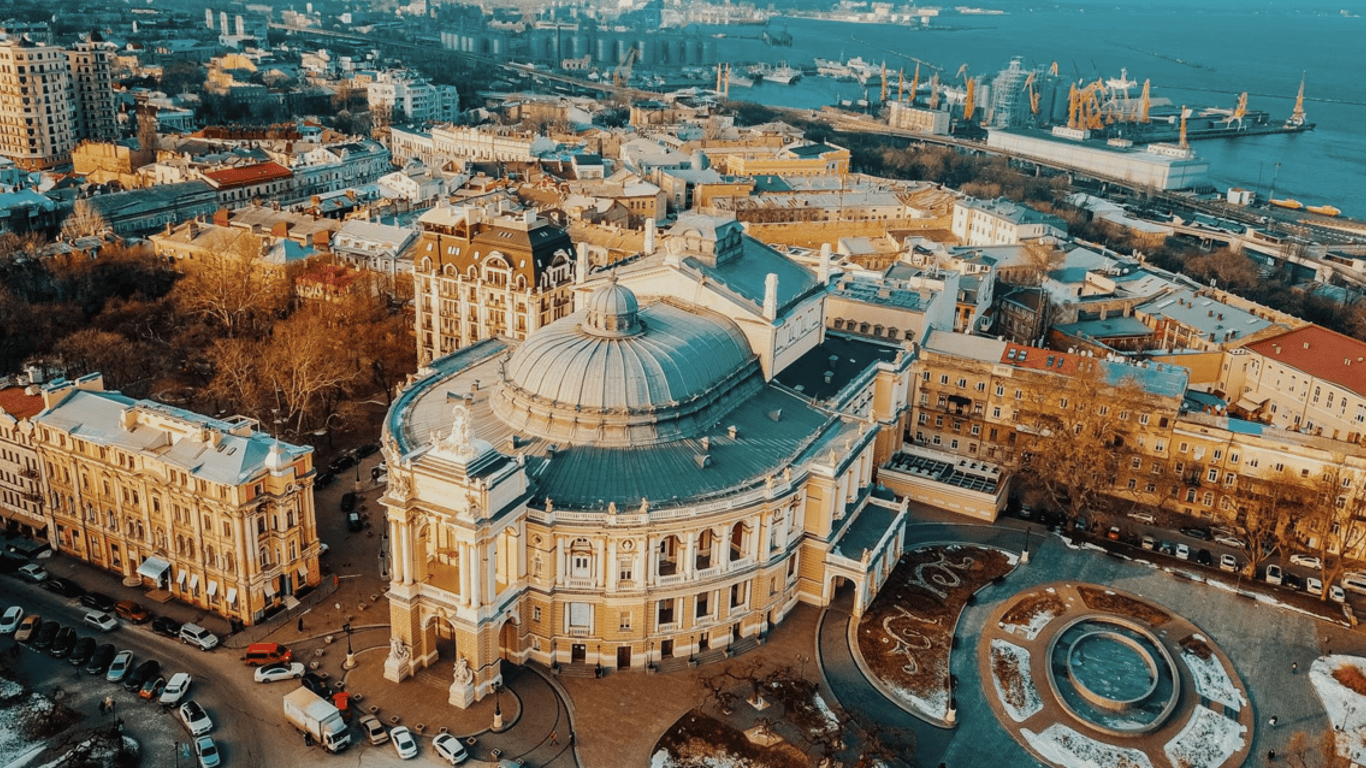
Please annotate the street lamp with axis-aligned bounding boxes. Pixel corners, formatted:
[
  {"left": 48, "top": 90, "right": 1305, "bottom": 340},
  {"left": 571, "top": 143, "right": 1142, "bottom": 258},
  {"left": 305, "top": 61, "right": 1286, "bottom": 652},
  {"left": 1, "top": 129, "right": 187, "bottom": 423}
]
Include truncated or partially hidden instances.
[
  {"left": 1021, "top": 527, "right": 1032, "bottom": 564},
  {"left": 492, "top": 682, "right": 504, "bottom": 732},
  {"left": 342, "top": 623, "right": 356, "bottom": 670}
]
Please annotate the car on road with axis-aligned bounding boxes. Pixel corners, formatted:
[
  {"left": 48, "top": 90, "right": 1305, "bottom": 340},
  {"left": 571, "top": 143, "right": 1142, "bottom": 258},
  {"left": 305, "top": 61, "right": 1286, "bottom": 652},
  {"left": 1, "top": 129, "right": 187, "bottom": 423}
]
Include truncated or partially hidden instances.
[
  {"left": 1128, "top": 511, "right": 1156, "bottom": 525},
  {"left": 0, "top": 606, "right": 22, "bottom": 634},
  {"left": 1290, "top": 553, "right": 1324, "bottom": 569},
  {"left": 14, "top": 614, "right": 40, "bottom": 643},
  {"left": 432, "top": 732, "right": 469, "bottom": 765},
  {"left": 17, "top": 563, "right": 47, "bottom": 582},
  {"left": 1332, "top": 584, "right": 1348, "bottom": 603},
  {"left": 33, "top": 620, "right": 59, "bottom": 650},
  {"left": 253, "top": 662, "right": 305, "bottom": 683},
  {"left": 1265, "top": 564, "right": 1284, "bottom": 585},
  {"left": 347, "top": 510, "right": 363, "bottom": 532},
  {"left": 356, "top": 442, "right": 379, "bottom": 458},
  {"left": 1210, "top": 524, "right": 1240, "bottom": 538},
  {"left": 359, "top": 713, "right": 390, "bottom": 745},
  {"left": 315, "top": 471, "right": 335, "bottom": 489},
  {"left": 139, "top": 675, "right": 167, "bottom": 701},
  {"left": 113, "top": 601, "right": 150, "bottom": 624},
  {"left": 391, "top": 726, "right": 419, "bottom": 759},
  {"left": 1220, "top": 554, "right": 1239, "bottom": 572},
  {"left": 84, "top": 611, "right": 118, "bottom": 632},
  {"left": 43, "top": 577, "right": 86, "bottom": 598},
  {"left": 106, "top": 650, "right": 135, "bottom": 683},
  {"left": 194, "top": 735, "right": 221, "bottom": 768},
  {"left": 340, "top": 492, "right": 357, "bottom": 513},
  {"left": 69, "top": 636, "right": 96, "bottom": 667},
  {"left": 1141, "top": 535, "right": 1156, "bottom": 551},
  {"left": 124, "top": 659, "right": 160, "bottom": 692},
  {"left": 1214, "top": 534, "right": 1246, "bottom": 549},
  {"left": 1179, "top": 527, "right": 1210, "bottom": 540},
  {"left": 1285, "top": 573, "right": 1305, "bottom": 591},
  {"left": 152, "top": 616, "right": 182, "bottom": 638},
  {"left": 1175, "top": 543, "right": 1191, "bottom": 560},
  {"left": 50, "top": 626, "right": 77, "bottom": 658},
  {"left": 179, "top": 700, "right": 213, "bottom": 736},
  {"left": 161, "top": 673, "right": 192, "bottom": 706},
  {"left": 1106, "top": 526, "right": 1121, "bottom": 541},
  {"left": 179, "top": 623, "right": 219, "bottom": 651},
  {"left": 79, "top": 592, "right": 117, "bottom": 613},
  {"left": 1195, "top": 548, "right": 1213, "bottom": 566},
  {"left": 1308, "top": 577, "right": 1325, "bottom": 597},
  {"left": 85, "top": 643, "right": 115, "bottom": 674}
]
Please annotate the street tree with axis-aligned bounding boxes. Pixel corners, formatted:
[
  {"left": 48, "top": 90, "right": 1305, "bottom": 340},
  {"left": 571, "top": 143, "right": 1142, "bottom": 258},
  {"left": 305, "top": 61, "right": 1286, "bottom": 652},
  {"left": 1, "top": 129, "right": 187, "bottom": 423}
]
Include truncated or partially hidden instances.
[
  {"left": 1303, "top": 458, "right": 1366, "bottom": 595},
  {"left": 1234, "top": 467, "right": 1310, "bottom": 573},
  {"left": 170, "top": 231, "right": 288, "bottom": 337},
  {"left": 60, "top": 198, "right": 109, "bottom": 240}
]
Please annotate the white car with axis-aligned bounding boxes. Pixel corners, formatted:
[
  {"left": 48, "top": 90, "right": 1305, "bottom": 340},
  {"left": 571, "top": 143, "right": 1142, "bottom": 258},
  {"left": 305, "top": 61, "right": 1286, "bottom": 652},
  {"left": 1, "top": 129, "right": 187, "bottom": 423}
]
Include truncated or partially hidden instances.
[
  {"left": 391, "top": 726, "right": 419, "bottom": 760},
  {"left": 17, "top": 563, "right": 47, "bottom": 583},
  {"left": 1265, "top": 564, "right": 1284, "bottom": 585},
  {"left": 432, "top": 732, "right": 469, "bottom": 765},
  {"left": 1219, "top": 554, "right": 1239, "bottom": 572},
  {"left": 0, "top": 606, "right": 23, "bottom": 634},
  {"left": 360, "top": 714, "right": 390, "bottom": 745},
  {"left": 195, "top": 735, "right": 221, "bottom": 768},
  {"left": 106, "top": 650, "right": 134, "bottom": 683},
  {"left": 83, "top": 611, "right": 118, "bottom": 632},
  {"left": 1175, "top": 543, "right": 1190, "bottom": 560},
  {"left": 253, "top": 662, "right": 305, "bottom": 683},
  {"left": 1290, "top": 553, "right": 1323, "bottom": 570},
  {"left": 1331, "top": 584, "right": 1348, "bottom": 603},
  {"left": 179, "top": 623, "right": 219, "bottom": 651},
  {"left": 1307, "top": 577, "right": 1324, "bottom": 597},
  {"left": 1214, "top": 534, "right": 1245, "bottom": 549},
  {"left": 179, "top": 700, "right": 214, "bottom": 736},
  {"left": 1127, "top": 511, "right": 1156, "bottom": 525},
  {"left": 161, "top": 672, "right": 192, "bottom": 706}
]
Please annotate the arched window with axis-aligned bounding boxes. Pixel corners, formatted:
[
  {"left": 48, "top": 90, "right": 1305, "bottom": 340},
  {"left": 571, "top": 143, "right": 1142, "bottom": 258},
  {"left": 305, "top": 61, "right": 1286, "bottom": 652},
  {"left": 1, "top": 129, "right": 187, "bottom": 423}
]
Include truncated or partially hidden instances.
[
  {"left": 658, "top": 535, "right": 680, "bottom": 576},
  {"left": 729, "top": 522, "right": 749, "bottom": 562},
  {"left": 570, "top": 538, "right": 593, "bottom": 577}
]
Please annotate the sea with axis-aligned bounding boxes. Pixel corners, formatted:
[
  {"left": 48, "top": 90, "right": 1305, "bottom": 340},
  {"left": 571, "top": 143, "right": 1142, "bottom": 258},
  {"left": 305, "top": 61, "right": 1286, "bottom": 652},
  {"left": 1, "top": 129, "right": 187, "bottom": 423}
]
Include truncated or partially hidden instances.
[{"left": 696, "top": 1, "right": 1366, "bottom": 219}]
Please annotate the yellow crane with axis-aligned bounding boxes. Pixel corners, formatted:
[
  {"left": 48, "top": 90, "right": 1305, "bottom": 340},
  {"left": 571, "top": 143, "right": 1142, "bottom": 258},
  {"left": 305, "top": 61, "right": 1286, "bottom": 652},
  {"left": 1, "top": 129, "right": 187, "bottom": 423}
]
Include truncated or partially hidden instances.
[
  {"left": 1179, "top": 104, "right": 1189, "bottom": 148},
  {"left": 1139, "top": 79, "right": 1151, "bottom": 122},
  {"left": 963, "top": 77, "right": 976, "bottom": 123},
  {"left": 928, "top": 71, "right": 940, "bottom": 109},
  {"left": 1288, "top": 71, "right": 1307, "bottom": 126},
  {"left": 613, "top": 47, "right": 637, "bottom": 90},
  {"left": 1049, "top": 60, "right": 1059, "bottom": 76},
  {"left": 1024, "top": 71, "right": 1040, "bottom": 116},
  {"left": 1229, "top": 91, "right": 1248, "bottom": 128},
  {"left": 897, "top": 68, "right": 904, "bottom": 102},
  {"left": 881, "top": 62, "right": 888, "bottom": 103},
  {"left": 910, "top": 63, "right": 920, "bottom": 104}
]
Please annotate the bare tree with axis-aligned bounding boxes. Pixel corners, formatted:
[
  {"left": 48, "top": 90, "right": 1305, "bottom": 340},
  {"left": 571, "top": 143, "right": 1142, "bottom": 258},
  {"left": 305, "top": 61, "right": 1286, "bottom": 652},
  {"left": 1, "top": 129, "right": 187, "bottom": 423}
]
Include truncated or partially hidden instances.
[
  {"left": 1235, "top": 468, "right": 1310, "bottom": 573},
  {"left": 1284, "top": 728, "right": 1354, "bottom": 768},
  {"left": 1303, "top": 459, "right": 1366, "bottom": 595},
  {"left": 170, "top": 231, "right": 287, "bottom": 337},
  {"left": 60, "top": 198, "right": 110, "bottom": 240}
]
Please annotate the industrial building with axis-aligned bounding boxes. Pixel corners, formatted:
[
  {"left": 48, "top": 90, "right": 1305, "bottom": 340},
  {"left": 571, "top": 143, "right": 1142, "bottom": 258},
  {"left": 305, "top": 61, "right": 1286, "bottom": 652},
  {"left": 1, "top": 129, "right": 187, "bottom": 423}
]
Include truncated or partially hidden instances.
[{"left": 985, "top": 129, "right": 1209, "bottom": 190}]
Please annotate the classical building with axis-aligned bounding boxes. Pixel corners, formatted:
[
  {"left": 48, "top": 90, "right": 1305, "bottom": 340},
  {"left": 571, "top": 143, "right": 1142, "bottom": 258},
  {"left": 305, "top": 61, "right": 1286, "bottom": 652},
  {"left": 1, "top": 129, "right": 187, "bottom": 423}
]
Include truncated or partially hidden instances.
[
  {"left": 379, "top": 226, "right": 911, "bottom": 702},
  {"left": 950, "top": 196, "right": 1067, "bottom": 246},
  {"left": 412, "top": 202, "right": 577, "bottom": 365},
  {"left": 32, "top": 374, "right": 321, "bottom": 626},
  {"left": 0, "top": 382, "right": 45, "bottom": 540}
]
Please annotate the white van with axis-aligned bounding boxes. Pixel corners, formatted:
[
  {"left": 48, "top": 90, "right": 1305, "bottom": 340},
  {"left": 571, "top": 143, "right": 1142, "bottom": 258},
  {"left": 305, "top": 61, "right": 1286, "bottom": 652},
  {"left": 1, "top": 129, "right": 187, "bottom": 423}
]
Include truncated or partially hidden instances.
[{"left": 1341, "top": 572, "right": 1366, "bottom": 595}]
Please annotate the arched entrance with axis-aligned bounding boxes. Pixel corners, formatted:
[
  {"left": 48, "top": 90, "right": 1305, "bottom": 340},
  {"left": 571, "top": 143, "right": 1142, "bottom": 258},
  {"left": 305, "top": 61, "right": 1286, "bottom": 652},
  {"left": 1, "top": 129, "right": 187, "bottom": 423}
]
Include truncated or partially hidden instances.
[{"left": 498, "top": 617, "right": 520, "bottom": 661}]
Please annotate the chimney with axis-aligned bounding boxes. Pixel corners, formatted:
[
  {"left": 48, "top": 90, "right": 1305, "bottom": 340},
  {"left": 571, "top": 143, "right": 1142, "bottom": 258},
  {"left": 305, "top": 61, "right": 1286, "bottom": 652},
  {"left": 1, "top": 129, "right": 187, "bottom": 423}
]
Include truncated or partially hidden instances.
[
  {"left": 727, "top": 425, "right": 738, "bottom": 439},
  {"left": 1304, "top": 342, "right": 1310, "bottom": 349},
  {"left": 762, "top": 273, "right": 778, "bottom": 321},
  {"left": 644, "top": 217, "right": 656, "bottom": 255},
  {"left": 576, "top": 242, "right": 589, "bottom": 284},
  {"left": 819, "top": 242, "right": 832, "bottom": 283}
]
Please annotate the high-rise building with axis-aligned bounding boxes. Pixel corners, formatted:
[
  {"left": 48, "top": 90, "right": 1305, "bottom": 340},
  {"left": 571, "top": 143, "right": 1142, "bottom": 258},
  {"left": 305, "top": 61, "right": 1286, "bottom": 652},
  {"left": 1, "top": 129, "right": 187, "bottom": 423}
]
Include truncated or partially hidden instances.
[
  {"left": 0, "top": 34, "right": 119, "bottom": 170},
  {"left": 66, "top": 35, "right": 119, "bottom": 143}
]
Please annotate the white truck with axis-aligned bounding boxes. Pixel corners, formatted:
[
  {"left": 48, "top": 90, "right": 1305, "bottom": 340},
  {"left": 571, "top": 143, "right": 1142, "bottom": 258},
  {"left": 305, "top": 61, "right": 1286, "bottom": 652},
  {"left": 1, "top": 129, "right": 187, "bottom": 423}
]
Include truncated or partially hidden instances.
[{"left": 283, "top": 687, "right": 351, "bottom": 753}]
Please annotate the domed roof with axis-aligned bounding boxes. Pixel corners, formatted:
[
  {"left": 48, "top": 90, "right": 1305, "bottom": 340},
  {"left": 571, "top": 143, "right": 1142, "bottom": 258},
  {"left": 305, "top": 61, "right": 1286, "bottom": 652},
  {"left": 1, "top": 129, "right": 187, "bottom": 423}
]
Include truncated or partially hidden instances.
[{"left": 493, "top": 285, "right": 762, "bottom": 447}]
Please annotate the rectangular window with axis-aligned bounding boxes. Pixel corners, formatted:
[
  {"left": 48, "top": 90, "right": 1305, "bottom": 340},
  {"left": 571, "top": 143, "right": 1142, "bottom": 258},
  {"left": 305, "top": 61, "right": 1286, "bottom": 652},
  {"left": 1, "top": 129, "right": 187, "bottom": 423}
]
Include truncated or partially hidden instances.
[
  {"left": 695, "top": 592, "right": 710, "bottom": 618},
  {"left": 533, "top": 606, "right": 542, "bottom": 622},
  {"left": 568, "top": 602, "right": 591, "bottom": 628},
  {"left": 619, "top": 611, "right": 631, "bottom": 631}
]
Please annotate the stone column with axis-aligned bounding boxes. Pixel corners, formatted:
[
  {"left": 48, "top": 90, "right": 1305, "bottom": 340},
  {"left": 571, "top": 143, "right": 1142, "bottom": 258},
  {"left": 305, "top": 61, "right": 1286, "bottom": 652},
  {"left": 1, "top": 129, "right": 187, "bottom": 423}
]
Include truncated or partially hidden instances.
[
  {"left": 556, "top": 538, "right": 566, "bottom": 586},
  {"left": 683, "top": 533, "right": 696, "bottom": 577}
]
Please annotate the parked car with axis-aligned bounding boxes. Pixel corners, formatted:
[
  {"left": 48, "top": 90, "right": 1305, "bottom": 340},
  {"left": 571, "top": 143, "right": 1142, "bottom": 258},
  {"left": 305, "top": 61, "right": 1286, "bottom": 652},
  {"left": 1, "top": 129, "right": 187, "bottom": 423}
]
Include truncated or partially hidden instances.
[
  {"left": 330, "top": 454, "right": 357, "bottom": 472},
  {"left": 1290, "top": 553, "right": 1324, "bottom": 569},
  {"left": 114, "top": 601, "right": 150, "bottom": 624},
  {"left": 84, "top": 611, "right": 118, "bottom": 632},
  {"left": 1308, "top": 577, "right": 1325, "bottom": 597},
  {"left": 347, "top": 511, "right": 363, "bottom": 532},
  {"left": 0, "top": 605, "right": 22, "bottom": 634},
  {"left": 391, "top": 726, "right": 419, "bottom": 759},
  {"left": 85, "top": 644, "right": 116, "bottom": 675},
  {"left": 1180, "top": 526, "right": 1210, "bottom": 541},
  {"left": 1213, "top": 534, "right": 1244, "bottom": 549},
  {"left": 241, "top": 643, "right": 292, "bottom": 667},
  {"left": 432, "top": 732, "right": 469, "bottom": 765},
  {"left": 33, "top": 620, "right": 59, "bottom": 650},
  {"left": 161, "top": 673, "right": 193, "bottom": 706},
  {"left": 1210, "top": 524, "right": 1241, "bottom": 538},
  {"left": 1343, "top": 572, "right": 1366, "bottom": 594},
  {"left": 359, "top": 713, "right": 390, "bottom": 745},
  {"left": 315, "top": 471, "right": 335, "bottom": 489},
  {"left": 1195, "top": 549, "right": 1214, "bottom": 566},
  {"left": 300, "top": 671, "right": 329, "bottom": 697},
  {"left": 139, "top": 675, "right": 168, "bottom": 701},
  {"left": 179, "top": 700, "right": 213, "bottom": 736},
  {"left": 179, "top": 623, "right": 219, "bottom": 651},
  {"left": 15, "top": 614, "right": 41, "bottom": 643},
  {"left": 1175, "top": 543, "right": 1191, "bottom": 560},
  {"left": 1106, "top": 526, "right": 1121, "bottom": 541},
  {"left": 152, "top": 616, "right": 182, "bottom": 638},
  {"left": 195, "top": 735, "right": 221, "bottom": 768},
  {"left": 106, "top": 650, "right": 135, "bottom": 683},
  {"left": 49, "top": 626, "right": 77, "bottom": 658},
  {"left": 1285, "top": 573, "right": 1305, "bottom": 591},
  {"left": 340, "top": 492, "right": 358, "bottom": 513},
  {"left": 1220, "top": 554, "right": 1239, "bottom": 572},
  {"left": 124, "top": 659, "right": 161, "bottom": 691},
  {"left": 80, "top": 592, "right": 117, "bottom": 613},
  {"left": 1128, "top": 511, "right": 1156, "bottom": 525},
  {"left": 356, "top": 443, "right": 379, "bottom": 458},
  {"left": 1140, "top": 535, "right": 1156, "bottom": 550},
  {"left": 1331, "top": 584, "right": 1348, "bottom": 603},
  {"left": 68, "top": 636, "right": 96, "bottom": 667},
  {"left": 41, "top": 577, "right": 85, "bottom": 598},
  {"left": 16, "top": 563, "right": 48, "bottom": 582},
  {"left": 254, "top": 662, "right": 305, "bottom": 683},
  {"left": 1265, "top": 564, "right": 1284, "bottom": 585},
  {"left": 1158, "top": 541, "right": 1176, "bottom": 556}
]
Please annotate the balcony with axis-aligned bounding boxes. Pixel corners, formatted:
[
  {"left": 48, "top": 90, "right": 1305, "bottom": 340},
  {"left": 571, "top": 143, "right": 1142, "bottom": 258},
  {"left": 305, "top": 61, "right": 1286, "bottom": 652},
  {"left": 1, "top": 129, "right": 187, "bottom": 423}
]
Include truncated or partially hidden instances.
[{"left": 566, "top": 577, "right": 598, "bottom": 590}]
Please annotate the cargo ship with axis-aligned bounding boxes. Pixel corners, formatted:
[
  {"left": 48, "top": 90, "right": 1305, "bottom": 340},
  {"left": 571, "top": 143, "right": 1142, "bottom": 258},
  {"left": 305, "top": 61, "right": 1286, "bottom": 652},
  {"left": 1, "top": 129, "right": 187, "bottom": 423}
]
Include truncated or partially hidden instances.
[
  {"left": 1270, "top": 198, "right": 1304, "bottom": 210},
  {"left": 1306, "top": 204, "right": 1341, "bottom": 217}
]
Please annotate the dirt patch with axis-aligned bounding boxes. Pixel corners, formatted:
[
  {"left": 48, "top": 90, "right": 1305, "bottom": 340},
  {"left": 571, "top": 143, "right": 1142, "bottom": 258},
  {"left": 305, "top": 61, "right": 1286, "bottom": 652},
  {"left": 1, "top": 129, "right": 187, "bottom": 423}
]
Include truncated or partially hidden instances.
[
  {"left": 857, "top": 546, "right": 1013, "bottom": 715},
  {"left": 654, "top": 709, "right": 807, "bottom": 768},
  {"left": 1333, "top": 664, "right": 1366, "bottom": 696},
  {"left": 1179, "top": 634, "right": 1214, "bottom": 661},
  {"left": 991, "top": 645, "right": 1029, "bottom": 711},
  {"left": 1001, "top": 590, "right": 1066, "bottom": 629},
  {"left": 1077, "top": 586, "right": 1171, "bottom": 626}
]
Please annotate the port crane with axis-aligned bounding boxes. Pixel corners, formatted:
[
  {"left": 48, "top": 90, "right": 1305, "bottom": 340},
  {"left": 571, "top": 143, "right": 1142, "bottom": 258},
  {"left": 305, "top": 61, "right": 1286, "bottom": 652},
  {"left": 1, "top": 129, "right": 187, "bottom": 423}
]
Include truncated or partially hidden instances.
[
  {"left": 909, "top": 63, "right": 919, "bottom": 104},
  {"left": 613, "top": 47, "right": 638, "bottom": 89},
  {"left": 928, "top": 71, "right": 940, "bottom": 109},
  {"left": 1286, "top": 72, "right": 1307, "bottom": 127},
  {"left": 1024, "top": 72, "right": 1040, "bottom": 117}
]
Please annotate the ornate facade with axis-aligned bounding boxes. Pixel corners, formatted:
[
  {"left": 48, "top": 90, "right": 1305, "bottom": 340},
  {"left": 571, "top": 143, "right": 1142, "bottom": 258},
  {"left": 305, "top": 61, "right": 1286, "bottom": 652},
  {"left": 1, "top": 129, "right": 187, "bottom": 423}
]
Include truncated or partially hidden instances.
[{"left": 383, "top": 219, "right": 912, "bottom": 701}]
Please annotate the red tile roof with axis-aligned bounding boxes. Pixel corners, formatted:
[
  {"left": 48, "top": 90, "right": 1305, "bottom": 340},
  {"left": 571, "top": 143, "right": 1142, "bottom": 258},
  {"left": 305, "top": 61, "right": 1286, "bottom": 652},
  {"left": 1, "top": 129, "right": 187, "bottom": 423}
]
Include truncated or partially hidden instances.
[
  {"left": 1245, "top": 325, "right": 1366, "bottom": 397},
  {"left": 0, "top": 386, "right": 44, "bottom": 420},
  {"left": 1000, "top": 343, "right": 1094, "bottom": 376},
  {"left": 203, "top": 161, "right": 292, "bottom": 189}
]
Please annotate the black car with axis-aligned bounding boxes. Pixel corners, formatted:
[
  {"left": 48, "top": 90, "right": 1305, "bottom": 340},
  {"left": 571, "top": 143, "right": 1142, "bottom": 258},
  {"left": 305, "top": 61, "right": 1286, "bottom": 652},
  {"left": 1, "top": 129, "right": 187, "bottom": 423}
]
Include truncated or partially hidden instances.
[
  {"left": 355, "top": 443, "right": 379, "bottom": 458},
  {"left": 152, "top": 616, "right": 183, "bottom": 638},
  {"left": 315, "top": 472, "right": 335, "bottom": 489},
  {"left": 340, "top": 492, "right": 357, "bottom": 513},
  {"left": 1180, "top": 526, "right": 1211, "bottom": 540},
  {"left": 300, "top": 671, "right": 329, "bottom": 697},
  {"left": 69, "top": 636, "right": 97, "bottom": 667},
  {"left": 330, "top": 454, "right": 357, "bottom": 472},
  {"left": 1284, "top": 573, "right": 1305, "bottom": 591},
  {"left": 124, "top": 659, "right": 161, "bottom": 692},
  {"left": 50, "top": 626, "right": 77, "bottom": 658},
  {"left": 41, "top": 577, "right": 85, "bottom": 598},
  {"left": 347, "top": 511, "right": 363, "bottom": 533},
  {"left": 1195, "top": 548, "right": 1214, "bottom": 566},
  {"left": 85, "top": 643, "right": 116, "bottom": 675},
  {"left": 80, "top": 592, "right": 117, "bottom": 612},
  {"left": 32, "top": 620, "right": 60, "bottom": 649}
]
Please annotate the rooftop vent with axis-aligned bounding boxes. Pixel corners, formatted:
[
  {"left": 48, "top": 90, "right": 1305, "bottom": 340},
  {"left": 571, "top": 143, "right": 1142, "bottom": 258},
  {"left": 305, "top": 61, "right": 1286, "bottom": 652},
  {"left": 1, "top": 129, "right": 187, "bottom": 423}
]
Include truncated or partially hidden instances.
[{"left": 694, "top": 454, "right": 711, "bottom": 469}]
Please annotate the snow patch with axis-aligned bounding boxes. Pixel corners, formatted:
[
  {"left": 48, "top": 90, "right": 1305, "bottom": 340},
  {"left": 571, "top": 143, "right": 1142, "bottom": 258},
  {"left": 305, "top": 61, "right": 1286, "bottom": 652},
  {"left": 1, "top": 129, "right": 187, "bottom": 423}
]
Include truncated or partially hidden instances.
[
  {"left": 1163, "top": 705, "right": 1246, "bottom": 768},
  {"left": 1310, "top": 655, "right": 1366, "bottom": 766},
  {"left": 1022, "top": 723, "right": 1154, "bottom": 768},
  {"left": 990, "top": 639, "right": 1042, "bottom": 722},
  {"left": 1003, "top": 607, "right": 1059, "bottom": 641},
  {"left": 811, "top": 693, "right": 840, "bottom": 733},
  {"left": 1182, "top": 651, "right": 1246, "bottom": 711},
  {"left": 887, "top": 682, "right": 948, "bottom": 722}
]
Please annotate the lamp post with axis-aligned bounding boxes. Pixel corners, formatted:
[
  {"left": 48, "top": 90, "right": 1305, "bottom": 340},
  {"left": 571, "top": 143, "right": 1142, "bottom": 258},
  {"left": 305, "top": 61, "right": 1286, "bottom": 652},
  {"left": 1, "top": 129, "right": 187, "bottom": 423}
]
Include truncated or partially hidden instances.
[
  {"left": 1021, "top": 527, "right": 1032, "bottom": 564},
  {"left": 492, "top": 682, "right": 504, "bottom": 732},
  {"left": 342, "top": 623, "right": 356, "bottom": 670}
]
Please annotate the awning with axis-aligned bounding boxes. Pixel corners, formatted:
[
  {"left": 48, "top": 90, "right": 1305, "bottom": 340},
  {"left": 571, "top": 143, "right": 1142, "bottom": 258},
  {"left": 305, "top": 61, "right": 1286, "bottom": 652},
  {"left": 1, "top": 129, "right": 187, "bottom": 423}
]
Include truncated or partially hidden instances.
[
  {"left": 177, "top": 569, "right": 188, "bottom": 588},
  {"left": 297, "top": 566, "right": 308, "bottom": 581},
  {"left": 207, "top": 580, "right": 219, "bottom": 598},
  {"left": 226, "top": 587, "right": 238, "bottom": 605},
  {"left": 264, "top": 581, "right": 276, "bottom": 597},
  {"left": 137, "top": 556, "right": 171, "bottom": 580},
  {"left": 1235, "top": 396, "right": 1266, "bottom": 411},
  {"left": 189, "top": 574, "right": 200, "bottom": 591}
]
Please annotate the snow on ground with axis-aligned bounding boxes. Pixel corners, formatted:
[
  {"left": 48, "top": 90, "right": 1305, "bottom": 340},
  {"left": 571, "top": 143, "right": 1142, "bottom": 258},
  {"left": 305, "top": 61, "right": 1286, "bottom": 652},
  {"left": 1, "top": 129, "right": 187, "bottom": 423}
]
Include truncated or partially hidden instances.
[
  {"left": 1163, "top": 705, "right": 1246, "bottom": 768},
  {"left": 0, "top": 677, "right": 21, "bottom": 702},
  {"left": 1182, "top": 647, "right": 1246, "bottom": 712},
  {"left": 889, "top": 681, "right": 948, "bottom": 722},
  {"left": 651, "top": 749, "right": 756, "bottom": 768},
  {"left": 1310, "top": 655, "right": 1366, "bottom": 766},
  {"left": 0, "top": 693, "right": 46, "bottom": 768},
  {"left": 811, "top": 693, "right": 840, "bottom": 732},
  {"left": 1022, "top": 723, "right": 1154, "bottom": 768},
  {"left": 990, "top": 639, "right": 1042, "bottom": 722},
  {"left": 1002, "top": 590, "right": 1061, "bottom": 641}
]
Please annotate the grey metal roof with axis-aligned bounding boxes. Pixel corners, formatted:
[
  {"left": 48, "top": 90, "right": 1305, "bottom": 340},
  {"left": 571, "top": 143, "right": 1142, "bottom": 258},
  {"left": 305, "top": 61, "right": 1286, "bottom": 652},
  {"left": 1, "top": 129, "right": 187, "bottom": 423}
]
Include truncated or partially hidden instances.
[{"left": 684, "top": 236, "right": 820, "bottom": 316}]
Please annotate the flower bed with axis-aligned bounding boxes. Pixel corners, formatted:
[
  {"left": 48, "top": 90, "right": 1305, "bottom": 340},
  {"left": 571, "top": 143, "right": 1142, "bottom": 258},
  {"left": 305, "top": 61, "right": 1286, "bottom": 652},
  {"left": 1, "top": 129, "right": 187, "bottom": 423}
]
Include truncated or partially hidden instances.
[
  {"left": 1180, "top": 634, "right": 1245, "bottom": 712},
  {"left": 1000, "top": 588, "right": 1066, "bottom": 640},
  {"left": 1023, "top": 723, "right": 1154, "bottom": 768},
  {"left": 990, "top": 639, "right": 1042, "bottom": 722},
  {"left": 1077, "top": 586, "right": 1170, "bottom": 626}
]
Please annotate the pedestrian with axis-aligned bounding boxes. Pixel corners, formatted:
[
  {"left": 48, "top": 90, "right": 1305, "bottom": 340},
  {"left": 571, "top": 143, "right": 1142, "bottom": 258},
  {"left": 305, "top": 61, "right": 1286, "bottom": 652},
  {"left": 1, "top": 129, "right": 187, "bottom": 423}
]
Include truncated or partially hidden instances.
[
  {"left": 550, "top": 730, "right": 559, "bottom": 746},
  {"left": 569, "top": 733, "right": 576, "bottom": 747},
  {"left": 1268, "top": 749, "right": 1276, "bottom": 760},
  {"left": 98, "top": 701, "right": 106, "bottom": 715},
  {"left": 298, "top": 617, "right": 305, "bottom": 633},
  {"left": 1292, "top": 661, "right": 1299, "bottom": 674},
  {"left": 1269, "top": 715, "right": 1278, "bottom": 727}
]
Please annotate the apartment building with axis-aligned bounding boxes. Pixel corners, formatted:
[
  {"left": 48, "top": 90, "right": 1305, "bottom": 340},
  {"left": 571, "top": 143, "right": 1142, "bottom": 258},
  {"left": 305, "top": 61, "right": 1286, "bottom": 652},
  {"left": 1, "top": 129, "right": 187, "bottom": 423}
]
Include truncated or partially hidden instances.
[
  {"left": 1223, "top": 326, "right": 1366, "bottom": 442},
  {"left": 0, "top": 383, "right": 45, "bottom": 540},
  {"left": 32, "top": 374, "right": 320, "bottom": 626},
  {"left": 0, "top": 34, "right": 118, "bottom": 170},
  {"left": 366, "top": 70, "right": 460, "bottom": 124},
  {"left": 950, "top": 196, "right": 1067, "bottom": 246}
]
